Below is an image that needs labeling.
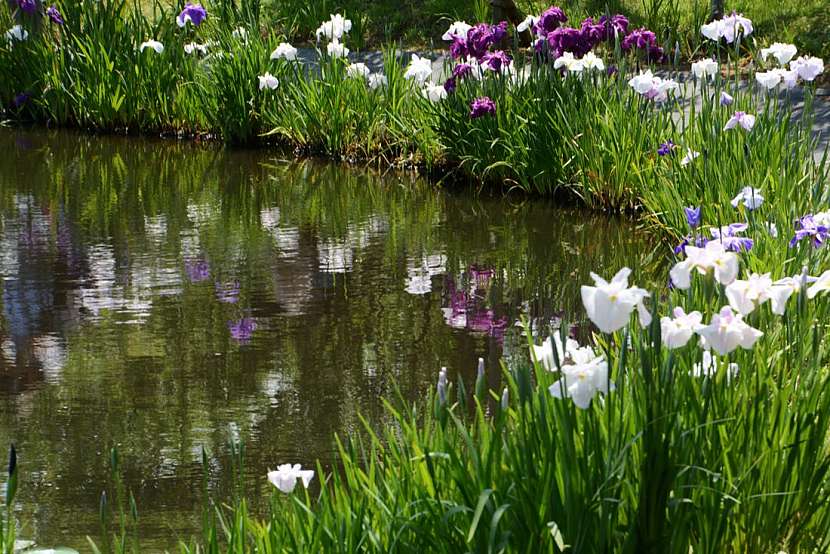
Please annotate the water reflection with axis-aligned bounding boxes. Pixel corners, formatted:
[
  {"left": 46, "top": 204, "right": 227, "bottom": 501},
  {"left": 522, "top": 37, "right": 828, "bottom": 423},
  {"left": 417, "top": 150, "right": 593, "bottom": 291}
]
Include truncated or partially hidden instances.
[{"left": 0, "top": 130, "right": 662, "bottom": 549}]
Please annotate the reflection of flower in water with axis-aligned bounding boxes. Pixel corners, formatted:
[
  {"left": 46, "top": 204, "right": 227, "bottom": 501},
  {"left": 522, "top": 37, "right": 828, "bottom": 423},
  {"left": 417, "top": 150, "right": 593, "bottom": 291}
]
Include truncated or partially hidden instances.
[
  {"left": 470, "top": 265, "right": 495, "bottom": 288},
  {"left": 405, "top": 271, "right": 432, "bottom": 295},
  {"left": 229, "top": 317, "right": 256, "bottom": 343},
  {"left": 185, "top": 258, "right": 210, "bottom": 282},
  {"left": 215, "top": 281, "right": 240, "bottom": 303},
  {"left": 442, "top": 268, "right": 507, "bottom": 341},
  {"left": 403, "top": 253, "right": 447, "bottom": 296},
  {"left": 318, "top": 239, "right": 353, "bottom": 273}
]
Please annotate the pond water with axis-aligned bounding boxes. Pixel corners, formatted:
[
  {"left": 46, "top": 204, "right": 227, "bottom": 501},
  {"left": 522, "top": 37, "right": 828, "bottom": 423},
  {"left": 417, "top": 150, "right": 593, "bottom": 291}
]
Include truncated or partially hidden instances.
[{"left": 0, "top": 130, "right": 661, "bottom": 549}]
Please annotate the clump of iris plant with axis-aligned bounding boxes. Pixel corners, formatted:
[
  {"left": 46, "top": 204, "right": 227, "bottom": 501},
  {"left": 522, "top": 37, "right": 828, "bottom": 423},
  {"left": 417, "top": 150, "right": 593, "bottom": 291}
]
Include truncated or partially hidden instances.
[{"left": 470, "top": 96, "right": 496, "bottom": 119}]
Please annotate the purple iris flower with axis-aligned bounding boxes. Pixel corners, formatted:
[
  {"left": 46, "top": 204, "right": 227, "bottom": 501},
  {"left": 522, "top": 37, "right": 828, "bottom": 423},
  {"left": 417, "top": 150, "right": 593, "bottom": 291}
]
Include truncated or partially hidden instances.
[
  {"left": 466, "top": 23, "right": 493, "bottom": 59},
  {"left": 449, "top": 35, "right": 469, "bottom": 59},
  {"left": 470, "top": 96, "right": 496, "bottom": 119},
  {"left": 466, "top": 22, "right": 508, "bottom": 60},
  {"left": 606, "top": 65, "right": 618, "bottom": 77},
  {"left": 215, "top": 281, "right": 240, "bottom": 303},
  {"left": 598, "top": 14, "right": 629, "bottom": 40},
  {"left": 684, "top": 206, "right": 701, "bottom": 229},
  {"left": 621, "top": 27, "right": 657, "bottom": 51},
  {"left": 185, "top": 259, "right": 210, "bottom": 282},
  {"left": 720, "top": 91, "right": 734, "bottom": 106},
  {"left": 657, "top": 140, "right": 676, "bottom": 156},
  {"left": 709, "top": 223, "right": 753, "bottom": 252},
  {"left": 482, "top": 50, "right": 511, "bottom": 72},
  {"left": 490, "top": 21, "right": 508, "bottom": 43},
  {"left": 443, "top": 76, "right": 456, "bottom": 93},
  {"left": 46, "top": 5, "right": 63, "bottom": 24},
  {"left": 177, "top": 3, "right": 207, "bottom": 27},
  {"left": 535, "top": 6, "right": 567, "bottom": 35},
  {"left": 12, "top": 92, "right": 30, "bottom": 108},
  {"left": 18, "top": 0, "right": 36, "bottom": 15},
  {"left": 579, "top": 17, "right": 604, "bottom": 44},
  {"left": 547, "top": 26, "right": 593, "bottom": 58},
  {"left": 452, "top": 63, "right": 473, "bottom": 80},
  {"left": 229, "top": 317, "right": 256, "bottom": 343},
  {"left": 789, "top": 214, "right": 830, "bottom": 248}
]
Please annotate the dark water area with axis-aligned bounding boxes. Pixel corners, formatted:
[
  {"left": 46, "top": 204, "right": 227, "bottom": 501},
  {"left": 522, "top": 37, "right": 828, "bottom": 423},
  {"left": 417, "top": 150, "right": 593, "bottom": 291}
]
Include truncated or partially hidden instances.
[{"left": 0, "top": 129, "right": 662, "bottom": 549}]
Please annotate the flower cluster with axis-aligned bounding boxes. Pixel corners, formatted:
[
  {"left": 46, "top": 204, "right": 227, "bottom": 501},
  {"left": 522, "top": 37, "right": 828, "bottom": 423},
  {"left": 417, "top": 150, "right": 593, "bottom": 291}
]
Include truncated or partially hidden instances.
[
  {"left": 755, "top": 45, "right": 824, "bottom": 89},
  {"left": 700, "top": 12, "right": 753, "bottom": 43},
  {"left": 316, "top": 13, "right": 351, "bottom": 59},
  {"left": 440, "top": 19, "right": 515, "bottom": 95},
  {"left": 444, "top": 21, "right": 507, "bottom": 61}
]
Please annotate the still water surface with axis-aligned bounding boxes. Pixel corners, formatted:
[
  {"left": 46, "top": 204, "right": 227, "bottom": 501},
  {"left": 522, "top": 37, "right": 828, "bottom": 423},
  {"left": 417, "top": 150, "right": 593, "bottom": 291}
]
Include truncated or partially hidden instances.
[{"left": 0, "top": 130, "right": 660, "bottom": 549}]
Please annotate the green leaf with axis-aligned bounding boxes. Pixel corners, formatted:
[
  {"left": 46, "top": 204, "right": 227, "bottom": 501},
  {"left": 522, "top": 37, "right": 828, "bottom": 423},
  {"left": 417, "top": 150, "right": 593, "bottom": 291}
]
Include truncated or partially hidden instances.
[{"left": 467, "top": 488, "right": 493, "bottom": 543}]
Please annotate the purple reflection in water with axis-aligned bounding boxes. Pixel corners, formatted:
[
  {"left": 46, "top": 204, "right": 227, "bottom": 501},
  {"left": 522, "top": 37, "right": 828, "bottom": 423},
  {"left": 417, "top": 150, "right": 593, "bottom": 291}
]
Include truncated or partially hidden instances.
[
  {"left": 215, "top": 281, "right": 240, "bottom": 303},
  {"left": 442, "top": 270, "right": 507, "bottom": 342},
  {"left": 185, "top": 259, "right": 210, "bottom": 282},
  {"left": 469, "top": 265, "right": 495, "bottom": 288},
  {"left": 229, "top": 317, "right": 256, "bottom": 343}
]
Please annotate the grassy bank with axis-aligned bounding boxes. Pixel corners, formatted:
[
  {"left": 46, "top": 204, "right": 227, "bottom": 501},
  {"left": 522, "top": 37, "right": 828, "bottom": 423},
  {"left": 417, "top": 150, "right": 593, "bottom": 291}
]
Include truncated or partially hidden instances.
[
  {"left": 2, "top": 1, "right": 827, "bottom": 213},
  {"left": 2, "top": 2, "right": 830, "bottom": 552}
]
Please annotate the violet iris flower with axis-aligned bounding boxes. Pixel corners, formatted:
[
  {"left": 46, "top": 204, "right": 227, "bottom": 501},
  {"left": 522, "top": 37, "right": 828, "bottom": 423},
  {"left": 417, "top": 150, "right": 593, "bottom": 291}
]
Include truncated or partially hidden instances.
[
  {"left": 452, "top": 63, "right": 473, "bottom": 80},
  {"left": 229, "top": 318, "right": 256, "bottom": 343},
  {"left": 684, "top": 206, "right": 701, "bottom": 229},
  {"left": 547, "top": 26, "right": 593, "bottom": 58},
  {"left": 443, "top": 77, "right": 456, "bottom": 93},
  {"left": 621, "top": 27, "right": 657, "bottom": 51},
  {"left": 790, "top": 214, "right": 830, "bottom": 248},
  {"left": 720, "top": 91, "right": 734, "bottom": 106},
  {"left": 176, "top": 3, "right": 207, "bottom": 28},
  {"left": 482, "top": 50, "right": 511, "bottom": 72},
  {"left": 621, "top": 27, "right": 665, "bottom": 61},
  {"left": 449, "top": 35, "right": 469, "bottom": 59},
  {"left": 709, "top": 223, "right": 753, "bottom": 252},
  {"left": 579, "top": 17, "right": 604, "bottom": 44},
  {"left": 598, "top": 14, "right": 628, "bottom": 40},
  {"left": 470, "top": 96, "right": 496, "bottom": 119},
  {"left": 535, "top": 6, "right": 567, "bottom": 35},
  {"left": 18, "top": 0, "right": 36, "bottom": 15},
  {"left": 465, "top": 21, "right": 508, "bottom": 59},
  {"left": 657, "top": 140, "right": 675, "bottom": 156},
  {"left": 46, "top": 5, "right": 63, "bottom": 24},
  {"left": 185, "top": 259, "right": 210, "bottom": 282}
]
